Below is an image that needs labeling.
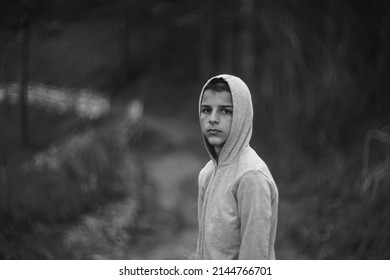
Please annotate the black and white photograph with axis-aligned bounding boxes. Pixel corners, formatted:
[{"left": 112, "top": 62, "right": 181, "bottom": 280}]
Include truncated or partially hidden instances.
[{"left": 0, "top": 0, "right": 389, "bottom": 271}]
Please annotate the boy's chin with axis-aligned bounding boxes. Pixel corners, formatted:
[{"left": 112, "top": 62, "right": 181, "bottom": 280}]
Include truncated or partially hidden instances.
[{"left": 206, "top": 137, "right": 226, "bottom": 147}]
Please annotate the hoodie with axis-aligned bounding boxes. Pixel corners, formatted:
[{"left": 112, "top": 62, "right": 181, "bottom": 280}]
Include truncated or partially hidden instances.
[{"left": 196, "top": 74, "right": 279, "bottom": 260}]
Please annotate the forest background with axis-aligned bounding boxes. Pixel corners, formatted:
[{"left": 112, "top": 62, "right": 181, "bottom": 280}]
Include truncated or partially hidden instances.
[{"left": 0, "top": 0, "right": 390, "bottom": 259}]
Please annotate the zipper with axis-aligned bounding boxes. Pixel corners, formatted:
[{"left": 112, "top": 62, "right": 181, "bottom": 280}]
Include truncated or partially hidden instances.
[{"left": 200, "top": 165, "right": 218, "bottom": 259}]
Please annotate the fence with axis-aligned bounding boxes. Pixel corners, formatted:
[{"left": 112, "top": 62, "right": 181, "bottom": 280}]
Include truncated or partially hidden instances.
[{"left": 0, "top": 83, "right": 110, "bottom": 119}]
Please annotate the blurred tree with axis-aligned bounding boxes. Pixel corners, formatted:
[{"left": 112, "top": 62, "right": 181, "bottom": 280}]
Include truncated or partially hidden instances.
[
  {"left": 20, "top": 1, "right": 32, "bottom": 147},
  {"left": 176, "top": 0, "right": 239, "bottom": 81},
  {"left": 0, "top": 0, "right": 48, "bottom": 147},
  {"left": 239, "top": 0, "right": 255, "bottom": 88},
  {"left": 114, "top": 0, "right": 152, "bottom": 86},
  {"left": 199, "top": 8, "right": 214, "bottom": 81}
]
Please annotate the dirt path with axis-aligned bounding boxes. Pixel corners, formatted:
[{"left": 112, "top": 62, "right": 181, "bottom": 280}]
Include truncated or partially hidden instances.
[
  {"left": 125, "top": 116, "right": 204, "bottom": 259},
  {"left": 126, "top": 115, "right": 307, "bottom": 260},
  {"left": 126, "top": 151, "right": 202, "bottom": 259}
]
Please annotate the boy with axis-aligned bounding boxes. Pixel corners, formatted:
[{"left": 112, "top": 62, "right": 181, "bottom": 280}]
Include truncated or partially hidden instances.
[{"left": 196, "top": 74, "right": 279, "bottom": 260}]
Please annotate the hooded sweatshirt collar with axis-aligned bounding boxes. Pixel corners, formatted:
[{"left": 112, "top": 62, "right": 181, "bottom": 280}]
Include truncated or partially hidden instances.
[{"left": 199, "top": 74, "right": 254, "bottom": 166}]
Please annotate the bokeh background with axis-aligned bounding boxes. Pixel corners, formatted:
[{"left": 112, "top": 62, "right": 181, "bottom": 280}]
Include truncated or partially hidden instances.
[{"left": 1, "top": 0, "right": 390, "bottom": 259}]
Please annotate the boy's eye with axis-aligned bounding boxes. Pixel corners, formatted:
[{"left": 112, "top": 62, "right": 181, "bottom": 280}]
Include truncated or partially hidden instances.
[
  {"left": 201, "top": 108, "right": 211, "bottom": 114},
  {"left": 222, "top": 109, "right": 232, "bottom": 115}
]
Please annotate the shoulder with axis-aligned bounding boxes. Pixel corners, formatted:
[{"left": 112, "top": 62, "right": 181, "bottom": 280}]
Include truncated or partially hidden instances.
[
  {"left": 239, "top": 170, "right": 270, "bottom": 187},
  {"left": 238, "top": 148, "right": 276, "bottom": 184},
  {"left": 237, "top": 170, "right": 278, "bottom": 201}
]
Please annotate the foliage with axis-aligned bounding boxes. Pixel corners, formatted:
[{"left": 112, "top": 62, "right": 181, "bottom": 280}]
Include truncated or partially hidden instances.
[
  {"left": 0, "top": 106, "right": 145, "bottom": 259},
  {"left": 290, "top": 148, "right": 390, "bottom": 259},
  {"left": 2, "top": 0, "right": 388, "bottom": 142}
]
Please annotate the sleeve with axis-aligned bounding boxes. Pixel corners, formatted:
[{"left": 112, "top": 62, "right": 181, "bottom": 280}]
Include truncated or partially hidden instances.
[{"left": 236, "top": 170, "right": 274, "bottom": 260}]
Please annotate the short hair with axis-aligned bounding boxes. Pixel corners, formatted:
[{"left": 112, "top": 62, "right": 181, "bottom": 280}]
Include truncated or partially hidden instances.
[{"left": 204, "top": 77, "right": 231, "bottom": 93}]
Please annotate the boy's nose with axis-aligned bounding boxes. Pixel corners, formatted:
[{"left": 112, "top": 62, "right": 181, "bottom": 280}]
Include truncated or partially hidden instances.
[{"left": 209, "top": 111, "right": 219, "bottom": 124}]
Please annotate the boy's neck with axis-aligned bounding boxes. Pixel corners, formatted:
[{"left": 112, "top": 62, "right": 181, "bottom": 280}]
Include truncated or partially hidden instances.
[
  {"left": 212, "top": 145, "right": 222, "bottom": 164},
  {"left": 214, "top": 146, "right": 222, "bottom": 158}
]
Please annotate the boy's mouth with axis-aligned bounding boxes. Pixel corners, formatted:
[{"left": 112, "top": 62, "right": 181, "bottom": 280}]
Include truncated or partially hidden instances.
[{"left": 207, "top": 129, "right": 221, "bottom": 134}]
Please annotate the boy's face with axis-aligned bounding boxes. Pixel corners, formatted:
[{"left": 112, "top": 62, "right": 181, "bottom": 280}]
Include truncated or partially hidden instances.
[{"left": 200, "top": 89, "right": 233, "bottom": 154}]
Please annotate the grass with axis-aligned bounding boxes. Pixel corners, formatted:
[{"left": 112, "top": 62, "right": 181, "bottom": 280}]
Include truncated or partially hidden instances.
[{"left": 287, "top": 140, "right": 390, "bottom": 259}]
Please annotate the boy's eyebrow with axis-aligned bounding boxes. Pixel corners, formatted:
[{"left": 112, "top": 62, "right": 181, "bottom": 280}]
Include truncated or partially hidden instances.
[{"left": 200, "top": 104, "right": 233, "bottom": 108}]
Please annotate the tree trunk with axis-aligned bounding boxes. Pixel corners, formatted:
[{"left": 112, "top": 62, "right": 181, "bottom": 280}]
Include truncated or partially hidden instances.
[
  {"left": 239, "top": 0, "right": 255, "bottom": 89},
  {"left": 20, "top": 15, "right": 31, "bottom": 147},
  {"left": 199, "top": 15, "right": 214, "bottom": 82},
  {"left": 123, "top": 15, "right": 131, "bottom": 82},
  {"left": 221, "top": 24, "right": 234, "bottom": 75},
  {"left": 0, "top": 156, "right": 10, "bottom": 211}
]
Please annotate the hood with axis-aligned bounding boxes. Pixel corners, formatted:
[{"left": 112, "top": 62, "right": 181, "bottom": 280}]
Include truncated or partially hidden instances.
[{"left": 199, "top": 74, "right": 253, "bottom": 166}]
